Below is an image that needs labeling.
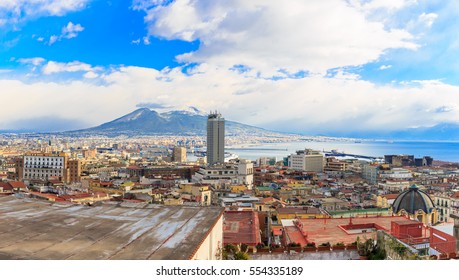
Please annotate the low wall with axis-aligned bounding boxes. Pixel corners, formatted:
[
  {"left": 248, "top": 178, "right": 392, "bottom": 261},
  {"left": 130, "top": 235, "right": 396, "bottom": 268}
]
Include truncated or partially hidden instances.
[{"left": 250, "top": 250, "right": 359, "bottom": 260}]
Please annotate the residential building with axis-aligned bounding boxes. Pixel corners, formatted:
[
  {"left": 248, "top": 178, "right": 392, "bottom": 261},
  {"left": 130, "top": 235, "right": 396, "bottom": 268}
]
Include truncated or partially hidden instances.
[
  {"left": 172, "top": 146, "right": 187, "bottom": 163},
  {"left": 380, "top": 168, "right": 413, "bottom": 180},
  {"left": 324, "top": 157, "right": 347, "bottom": 173},
  {"left": 434, "top": 193, "right": 452, "bottom": 222},
  {"left": 18, "top": 152, "right": 70, "bottom": 183},
  {"left": 224, "top": 211, "right": 262, "bottom": 250},
  {"left": 68, "top": 159, "right": 81, "bottom": 183},
  {"left": 192, "top": 160, "right": 254, "bottom": 189},
  {"left": 376, "top": 193, "right": 399, "bottom": 208},
  {"left": 179, "top": 183, "right": 212, "bottom": 206},
  {"left": 362, "top": 163, "right": 379, "bottom": 184},
  {"left": 379, "top": 179, "right": 411, "bottom": 192}
]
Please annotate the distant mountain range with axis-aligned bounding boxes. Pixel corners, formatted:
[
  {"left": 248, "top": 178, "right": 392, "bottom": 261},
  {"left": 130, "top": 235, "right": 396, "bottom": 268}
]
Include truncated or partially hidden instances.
[
  {"left": 3, "top": 107, "right": 459, "bottom": 140},
  {"left": 65, "top": 107, "right": 280, "bottom": 137}
]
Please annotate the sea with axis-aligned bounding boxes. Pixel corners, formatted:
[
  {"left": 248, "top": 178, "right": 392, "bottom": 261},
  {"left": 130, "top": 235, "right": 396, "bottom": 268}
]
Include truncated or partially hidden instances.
[{"left": 222, "top": 140, "right": 459, "bottom": 163}]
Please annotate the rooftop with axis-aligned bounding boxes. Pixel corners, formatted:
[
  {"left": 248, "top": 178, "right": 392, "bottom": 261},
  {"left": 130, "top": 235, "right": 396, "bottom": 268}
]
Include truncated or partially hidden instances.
[
  {"left": 277, "top": 207, "right": 322, "bottom": 215},
  {"left": 0, "top": 196, "right": 223, "bottom": 260},
  {"left": 381, "top": 194, "right": 399, "bottom": 199},
  {"left": 223, "top": 211, "right": 261, "bottom": 246},
  {"left": 285, "top": 216, "right": 424, "bottom": 245}
]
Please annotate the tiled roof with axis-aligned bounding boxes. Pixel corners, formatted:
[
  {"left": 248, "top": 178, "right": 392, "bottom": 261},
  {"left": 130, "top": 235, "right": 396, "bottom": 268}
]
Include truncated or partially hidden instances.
[{"left": 224, "top": 211, "right": 261, "bottom": 246}]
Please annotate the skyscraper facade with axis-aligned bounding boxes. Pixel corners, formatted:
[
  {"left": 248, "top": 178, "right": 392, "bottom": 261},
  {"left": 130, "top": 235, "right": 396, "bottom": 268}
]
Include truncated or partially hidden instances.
[{"left": 207, "top": 112, "right": 225, "bottom": 165}]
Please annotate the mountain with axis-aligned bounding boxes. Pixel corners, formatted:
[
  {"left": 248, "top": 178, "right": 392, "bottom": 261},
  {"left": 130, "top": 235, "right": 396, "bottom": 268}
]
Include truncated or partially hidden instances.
[
  {"left": 65, "top": 108, "right": 277, "bottom": 137},
  {"left": 389, "top": 123, "right": 459, "bottom": 141}
]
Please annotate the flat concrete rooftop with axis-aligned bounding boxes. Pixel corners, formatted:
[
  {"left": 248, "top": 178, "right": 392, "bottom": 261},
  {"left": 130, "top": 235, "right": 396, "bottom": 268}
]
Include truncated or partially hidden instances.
[{"left": 0, "top": 196, "right": 223, "bottom": 260}]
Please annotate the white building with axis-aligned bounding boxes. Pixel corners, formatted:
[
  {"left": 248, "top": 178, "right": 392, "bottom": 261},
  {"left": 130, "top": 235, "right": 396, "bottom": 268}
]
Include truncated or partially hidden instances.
[
  {"left": 378, "top": 180, "right": 411, "bottom": 192},
  {"left": 380, "top": 168, "right": 413, "bottom": 180},
  {"left": 21, "top": 152, "right": 68, "bottom": 182},
  {"left": 288, "top": 149, "right": 324, "bottom": 172},
  {"left": 192, "top": 159, "right": 254, "bottom": 189}
]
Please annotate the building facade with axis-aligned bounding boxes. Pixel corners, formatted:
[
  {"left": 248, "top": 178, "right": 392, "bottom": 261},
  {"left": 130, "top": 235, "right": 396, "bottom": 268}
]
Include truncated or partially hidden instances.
[
  {"left": 207, "top": 112, "right": 225, "bottom": 165},
  {"left": 172, "top": 146, "right": 187, "bottom": 163},
  {"left": 68, "top": 159, "right": 81, "bottom": 183},
  {"left": 288, "top": 149, "right": 324, "bottom": 172},
  {"left": 192, "top": 160, "right": 254, "bottom": 189},
  {"left": 19, "top": 152, "right": 69, "bottom": 183},
  {"left": 362, "top": 163, "right": 379, "bottom": 184}
]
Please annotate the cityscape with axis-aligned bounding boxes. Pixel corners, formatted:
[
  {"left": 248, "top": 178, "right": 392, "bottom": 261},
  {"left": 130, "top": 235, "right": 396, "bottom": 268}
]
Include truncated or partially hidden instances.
[
  {"left": 1, "top": 0, "right": 459, "bottom": 269},
  {"left": 1, "top": 110, "right": 459, "bottom": 260}
]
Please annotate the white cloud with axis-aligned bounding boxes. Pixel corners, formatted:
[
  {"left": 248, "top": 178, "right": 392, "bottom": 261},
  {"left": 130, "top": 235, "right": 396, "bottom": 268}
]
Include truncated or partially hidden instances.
[
  {"left": 2, "top": 63, "right": 458, "bottom": 134},
  {"left": 62, "top": 22, "right": 84, "bottom": 39},
  {"left": 136, "top": 0, "right": 418, "bottom": 75},
  {"left": 17, "top": 57, "right": 46, "bottom": 66},
  {"left": 379, "top": 65, "right": 392, "bottom": 70},
  {"left": 0, "top": 1, "right": 449, "bottom": 136},
  {"left": 42, "top": 61, "right": 101, "bottom": 75},
  {"left": 0, "top": 0, "right": 89, "bottom": 26},
  {"left": 83, "top": 71, "right": 99, "bottom": 79},
  {"left": 348, "top": 0, "right": 417, "bottom": 12},
  {"left": 418, "top": 13, "right": 438, "bottom": 28},
  {"left": 131, "top": 38, "right": 141, "bottom": 44},
  {"left": 48, "top": 22, "right": 84, "bottom": 45},
  {"left": 48, "top": 35, "right": 59, "bottom": 45}
]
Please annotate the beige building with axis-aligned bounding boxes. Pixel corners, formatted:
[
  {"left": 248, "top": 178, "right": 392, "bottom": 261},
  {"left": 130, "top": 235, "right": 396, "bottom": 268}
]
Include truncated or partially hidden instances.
[
  {"left": 173, "top": 146, "right": 187, "bottom": 163},
  {"left": 320, "top": 197, "right": 350, "bottom": 211},
  {"left": 324, "top": 157, "right": 347, "bottom": 172},
  {"left": 376, "top": 193, "right": 399, "bottom": 208},
  {"left": 434, "top": 193, "right": 453, "bottom": 222},
  {"left": 83, "top": 149, "right": 97, "bottom": 159},
  {"left": 289, "top": 149, "right": 324, "bottom": 172},
  {"left": 68, "top": 159, "right": 81, "bottom": 183},
  {"left": 179, "top": 183, "right": 212, "bottom": 206}
]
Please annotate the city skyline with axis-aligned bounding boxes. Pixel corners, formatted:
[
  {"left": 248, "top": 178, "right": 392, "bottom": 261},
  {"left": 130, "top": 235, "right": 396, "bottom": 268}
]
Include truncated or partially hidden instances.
[{"left": 1, "top": 1, "right": 459, "bottom": 138}]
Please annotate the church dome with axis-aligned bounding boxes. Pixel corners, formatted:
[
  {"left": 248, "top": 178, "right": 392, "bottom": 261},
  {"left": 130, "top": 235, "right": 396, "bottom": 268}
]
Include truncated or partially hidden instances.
[{"left": 391, "top": 184, "right": 435, "bottom": 214}]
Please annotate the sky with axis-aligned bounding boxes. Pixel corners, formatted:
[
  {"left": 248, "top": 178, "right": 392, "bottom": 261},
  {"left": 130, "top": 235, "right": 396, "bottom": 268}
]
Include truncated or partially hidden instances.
[{"left": 1, "top": 0, "right": 459, "bottom": 136}]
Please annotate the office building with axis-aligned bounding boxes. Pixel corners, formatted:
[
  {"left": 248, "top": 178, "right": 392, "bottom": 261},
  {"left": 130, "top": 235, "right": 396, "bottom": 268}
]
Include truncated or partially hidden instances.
[
  {"left": 288, "top": 149, "right": 324, "bottom": 172},
  {"left": 207, "top": 112, "right": 225, "bottom": 165}
]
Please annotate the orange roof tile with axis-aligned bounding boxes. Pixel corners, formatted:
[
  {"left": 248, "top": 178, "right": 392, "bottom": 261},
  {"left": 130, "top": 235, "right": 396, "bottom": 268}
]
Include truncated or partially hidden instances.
[
  {"left": 224, "top": 211, "right": 261, "bottom": 246},
  {"left": 381, "top": 194, "right": 399, "bottom": 199}
]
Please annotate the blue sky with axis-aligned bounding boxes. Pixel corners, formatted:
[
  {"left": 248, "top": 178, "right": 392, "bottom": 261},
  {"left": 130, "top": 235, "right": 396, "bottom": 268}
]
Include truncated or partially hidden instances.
[
  {"left": 1, "top": 1, "right": 198, "bottom": 71},
  {"left": 1, "top": 0, "right": 459, "bottom": 136}
]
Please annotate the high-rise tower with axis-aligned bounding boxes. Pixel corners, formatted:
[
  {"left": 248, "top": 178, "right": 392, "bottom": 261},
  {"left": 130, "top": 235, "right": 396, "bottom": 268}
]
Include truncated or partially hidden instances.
[{"left": 207, "top": 112, "right": 225, "bottom": 165}]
